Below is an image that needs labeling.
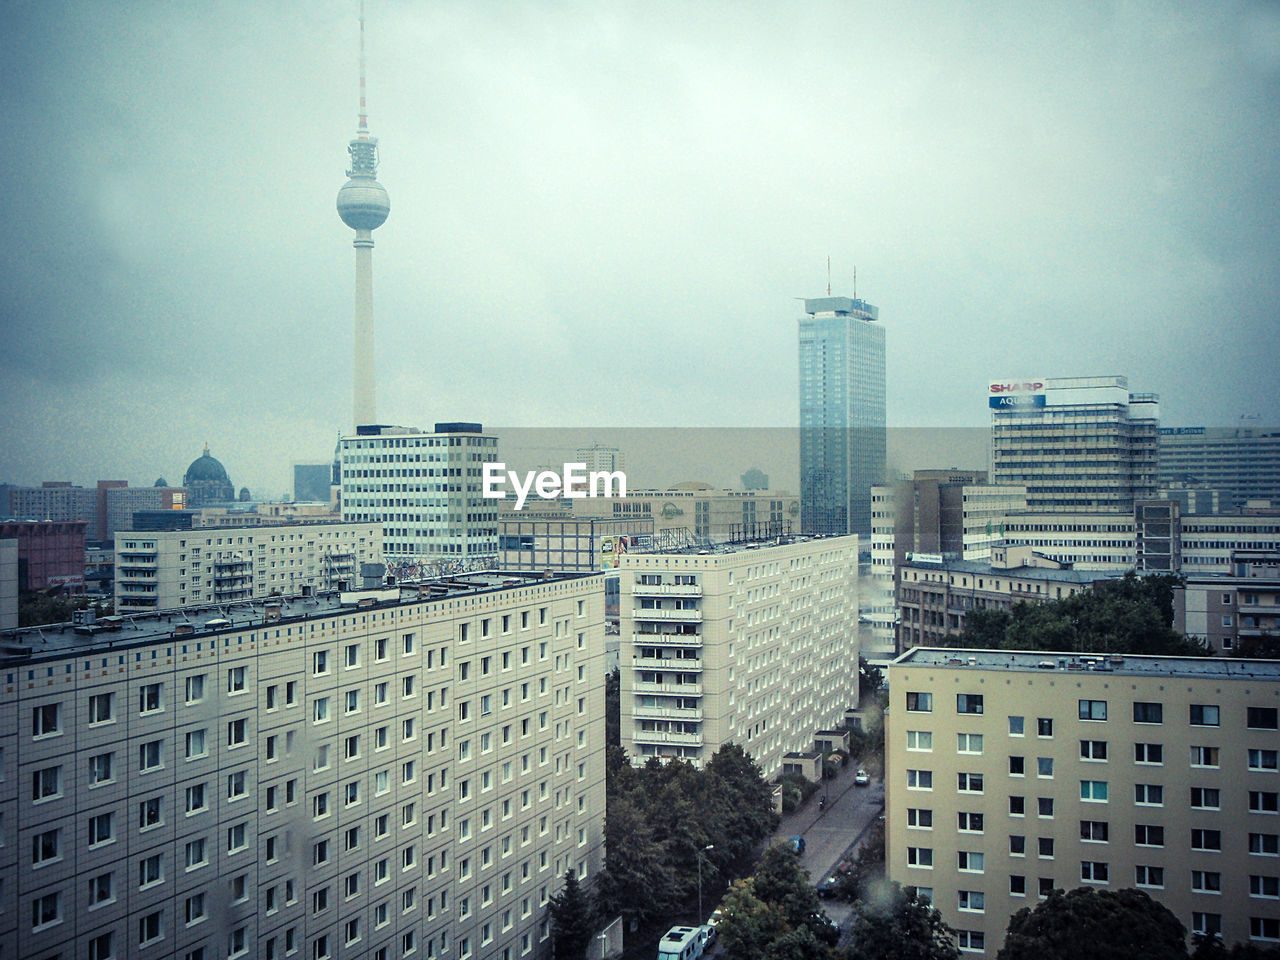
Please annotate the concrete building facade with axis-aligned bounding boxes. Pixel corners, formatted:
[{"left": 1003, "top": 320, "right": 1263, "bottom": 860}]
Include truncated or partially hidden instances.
[
  {"left": 990, "top": 376, "right": 1159, "bottom": 514},
  {"left": 564, "top": 484, "right": 799, "bottom": 544},
  {"left": 0, "top": 538, "right": 17, "bottom": 631},
  {"left": 1175, "top": 551, "right": 1280, "bottom": 655},
  {"left": 617, "top": 536, "right": 859, "bottom": 777},
  {"left": 886, "top": 648, "right": 1280, "bottom": 954},
  {"left": 1, "top": 572, "right": 606, "bottom": 960},
  {"left": 1159, "top": 427, "right": 1280, "bottom": 510},
  {"left": 799, "top": 296, "right": 886, "bottom": 540},
  {"left": 498, "top": 516, "right": 655, "bottom": 574},
  {"left": 114, "top": 523, "right": 383, "bottom": 613},
  {"left": 0, "top": 520, "right": 87, "bottom": 592},
  {"left": 339, "top": 424, "right": 500, "bottom": 572}
]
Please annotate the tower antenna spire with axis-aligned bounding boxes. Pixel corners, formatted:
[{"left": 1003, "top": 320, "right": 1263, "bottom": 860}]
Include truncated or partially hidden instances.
[
  {"left": 852, "top": 265, "right": 857, "bottom": 299},
  {"left": 826, "top": 255, "right": 831, "bottom": 297},
  {"left": 357, "top": 0, "right": 368, "bottom": 139}
]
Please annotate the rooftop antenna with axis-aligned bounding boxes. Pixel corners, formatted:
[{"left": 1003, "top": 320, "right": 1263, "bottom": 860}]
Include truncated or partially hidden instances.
[
  {"left": 852, "top": 265, "right": 857, "bottom": 299},
  {"left": 357, "top": 0, "right": 368, "bottom": 140},
  {"left": 826, "top": 256, "right": 831, "bottom": 296}
]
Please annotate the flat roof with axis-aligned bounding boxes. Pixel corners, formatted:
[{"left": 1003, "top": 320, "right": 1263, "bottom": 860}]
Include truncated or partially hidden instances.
[
  {"left": 893, "top": 646, "right": 1280, "bottom": 681},
  {"left": 900, "top": 557, "right": 1114, "bottom": 584},
  {"left": 2, "top": 570, "right": 600, "bottom": 663}
]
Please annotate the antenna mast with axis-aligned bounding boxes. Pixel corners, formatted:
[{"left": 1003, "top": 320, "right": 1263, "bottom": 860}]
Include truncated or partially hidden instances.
[
  {"left": 852, "top": 265, "right": 857, "bottom": 300},
  {"left": 826, "top": 256, "right": 831, "bottom": 297},
  {"left": 357, "top": 0, "right": 369, "bottom": 139}
]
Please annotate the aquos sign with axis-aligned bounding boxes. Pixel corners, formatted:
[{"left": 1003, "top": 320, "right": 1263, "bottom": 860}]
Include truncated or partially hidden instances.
[{"left": 988, "top": 380, "right": 1046, "bottom": 409}]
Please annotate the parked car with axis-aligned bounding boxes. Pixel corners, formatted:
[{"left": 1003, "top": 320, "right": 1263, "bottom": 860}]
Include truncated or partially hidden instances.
[
  {"left": 854, "top": 769, "right": 870, "bottom": 786},
  {"left": 788, "top": 835, "right": 806, "bottom": 854},
  {"left": 816, "top": 875, "right": 841, "bottom": 898}
]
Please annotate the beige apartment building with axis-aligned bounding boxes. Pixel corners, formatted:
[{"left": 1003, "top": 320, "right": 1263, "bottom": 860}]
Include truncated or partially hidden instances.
[
  {"left": 567, "top": 483, "right": 799, "bottom": 543},
  {"left": 2, "top": 571, "right": 606, "bottom": 960},
  {"left": 114, "top": 522, "right": 384, "bottom": 613},
  {"left": 617, "top": 536, "right": 859, "bottom": 777},
  {"left": 886, "top": 648, "right": 1280, "bottom": 954}
]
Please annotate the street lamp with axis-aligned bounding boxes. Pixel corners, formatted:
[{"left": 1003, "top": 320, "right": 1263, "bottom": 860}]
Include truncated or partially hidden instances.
[{"left": 697, "top": 844, "right": 715, "bottom": 921}]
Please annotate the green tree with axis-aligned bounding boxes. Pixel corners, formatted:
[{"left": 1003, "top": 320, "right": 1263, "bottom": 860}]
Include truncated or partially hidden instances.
[
  {"left": 605, "top": 667, "right": 620, "bottom": 747},
  {"left": 845, "top": 882, "right": 960, "bottom": 960},
  {"left": 1191, "top": 933, "right": 1280, "bottom": 959},
  {"left": 858, "top": 656, "right": 884, "bottom": 700},
  {"left": 548, "top": 871, "right": 596, "bottom": 960},
  {"left": 717, "top": 847, "right": 837, "bottom": 960},
  {"left": 997, "top": 887, "right": 1186, "bottom": 960}
]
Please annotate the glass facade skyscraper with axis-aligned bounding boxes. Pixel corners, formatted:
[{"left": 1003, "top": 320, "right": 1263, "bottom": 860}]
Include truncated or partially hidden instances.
[{"left": 799, "top": 296, "right": 886, "bottom": 539}]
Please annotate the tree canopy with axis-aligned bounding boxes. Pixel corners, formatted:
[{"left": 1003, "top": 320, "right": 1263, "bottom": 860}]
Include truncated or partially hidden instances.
[
  {"left": 845, "top": 882, "right": 960, "bottom": 960},
  {"left": 548, "top": 871, "right": 596, "bottom": 960},
  {"left": 997, "top": 887, "right": 1187, "bottom": 960},
  {"left": 717, "top": 844, "right": 838, "bottom": 960},
  {"left": 951, "top": 573, "right": 1209, "bottom": 657}
]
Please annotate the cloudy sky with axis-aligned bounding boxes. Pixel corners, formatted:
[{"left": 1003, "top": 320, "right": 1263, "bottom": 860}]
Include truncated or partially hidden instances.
[{"left": 2, "top": 0, "right": 1277, "bottom": 497}]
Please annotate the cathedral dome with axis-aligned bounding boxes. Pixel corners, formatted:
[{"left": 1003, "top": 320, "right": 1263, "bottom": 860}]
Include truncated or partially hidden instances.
[{"left": 184, "top": 445, "right": 231, "bottom": 486}]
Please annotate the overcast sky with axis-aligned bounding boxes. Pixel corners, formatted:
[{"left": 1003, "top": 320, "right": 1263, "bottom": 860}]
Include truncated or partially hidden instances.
[{"left": 2, "top": 0, "right": 1277, "bottom": 497}]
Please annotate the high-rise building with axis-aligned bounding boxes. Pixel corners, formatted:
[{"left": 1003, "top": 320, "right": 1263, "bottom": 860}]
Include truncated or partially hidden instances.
[
  {"left": 616, "top": 535, "right": 859, "bottom": 775},
  {"left": 799, "top": 296, "right": 886, "bottom": 540},
  {"left": 573, "top": 442, "right": 625, "bottom": 476},
  {"left": 1, "top": 572, "right": 607, "bottom": 960},
  {"left": 1159, "top": 427, "right": 1280, "bottom": 510},
  {"left": 339, "top": 423, "right": 500, "bottom": 574},
  {"left": 885, "top": 647, "right": 1280, "bottom": 953},
  {"left": 295, "top": 463, "right": 336, "bottom": 503},
  {"left": 336, "top": 8, "right": 390, "bottom": 428},
  {"left": 989, "top": 376, "right": 1159, "bottom": 513}
]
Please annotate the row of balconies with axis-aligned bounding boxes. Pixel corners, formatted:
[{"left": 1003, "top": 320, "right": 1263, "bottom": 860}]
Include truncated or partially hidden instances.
[
  {"left": 631, "top": 729, "right": 703, "bottom": 746},
  {"left": 631, "top": 681, "right": 703, "bottom": 696},
  {"left": 632, "top": 582, "right": 702, "bottom": 597},
  {"left": 632, "top": 656, "right": 702, "bottom": 670},
  {"left": 632, "top": 607, "right": 702, "bottom": 622}
]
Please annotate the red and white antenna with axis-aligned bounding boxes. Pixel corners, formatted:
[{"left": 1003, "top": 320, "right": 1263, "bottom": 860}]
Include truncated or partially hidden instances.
[{"left": 357, "top": 0, "right": 369, "bottom": 140}]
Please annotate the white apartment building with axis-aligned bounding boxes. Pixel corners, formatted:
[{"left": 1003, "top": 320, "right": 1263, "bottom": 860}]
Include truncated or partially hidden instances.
[
  {"left": 886, "top": 648, "right": 1280, "bottom": 954},
  {"left": 617, "top": 536, "right": 859, "bottom": 777},
  {"left": 2, "top": 571, "right": 606, "bottom": 960},
  {"left": 114, "top": 522, "right": 383, "bottom": 612},
  {"left": 339, "top": 424, "right": 500, "bottom": 571}
]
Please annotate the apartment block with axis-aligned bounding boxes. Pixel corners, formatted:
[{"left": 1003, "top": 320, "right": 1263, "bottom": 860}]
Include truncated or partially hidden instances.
[
  {"left": 886, "top": 648, "right": 1280, "bottom": 954},
  {"left": 1159, "top": 427, "right": 1280, "bottom": 509},
  {"left": 1, "top": 571, "right": 607, "bottom": 960},
  {"left": 617, "top": 536, "right": 859, "bottom": 777},
  {"left": 114, "top": 522, "right": 383, "bottom": 613},
  {"left": 565, "top": 483, "right": 799, "bottom": 544},
  {"left": 1175, "top": 551, "right": 1280, "bottom": 655}
]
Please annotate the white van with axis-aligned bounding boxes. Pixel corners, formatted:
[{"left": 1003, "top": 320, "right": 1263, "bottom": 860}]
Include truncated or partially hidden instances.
[{"left": 656, "top": 925, "right": 708, "bottom": 960}]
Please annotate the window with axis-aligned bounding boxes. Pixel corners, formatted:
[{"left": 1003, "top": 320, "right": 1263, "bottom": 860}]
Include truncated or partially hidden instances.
[
  {"left": 314, "top": 697, "right": 329, "bottom": 723},
  {"left": 906, "top": 692, "right": 933, "bottom": 712},
  {"left": 345, "top": 643, "right": 360, "bottom": 668},
  {"left": 89, "top": 871, "right": 114, "bottom": 905},
  {"left": 31, "top": 890, "right": 61, "bottom": 930},
  {"left": 1080, "top": 780, "right": 1108, "bottom": 802},
  {"left": 1037, "top": 757, "right": 1054, "bottom": 777},
  {"left": 185, "top": 783, "right": 207, "bottom": 814},
  {"left": 32, "top": 827, "right": 60, "bottom": 865},
  {"left": 1191, "top": 829, "right": 1222, "bottom": 852},
  {"left": 907, "top": 846, "right": 933, "bottom": 867},
  {"left": 1135, "top": 865, "right": 1164, "bottom": 888},
  {"left": 139, "top": 796, "right": 163, "bottom": 828},
  {"left": 185, "top": 892, "right": 206, "bottom": 924},
  {"left": 1250, "top": 833, "right": 1279, "bottom": 856},
  {"left": 1190, "top": 745, "right": 1219, "bottom": 767},
  {"left": 1250, "top": 875, "right": 1280, "bottom": 899},
  {"left": 227, "top": 771, "right": 247, "bottom": 801},
  {"left": 227, "top": 717, "right": 247, "bottom": 747},
  {"left": 1133, "top": 701, "right": 1163, "bottom": 724},
  {"left": 227, "top": 821, "right": 248, "bottom": 853},
  {"left": 956, "top": 694, "right": 983, "bottom": 715},
  {"left": 1010, "top": 875, "right": 1026, "bottom": 896},
  {"left": 957, "top": 772, "right": 983, "bottom": 793},
  {"left": 138, "top": 910, "right": 162, "bottom": 945},
  {"left": 1010, "top": 795, "right": 1026, "bottom": 816},
  {"left": 1190, "top": 704, "right": 1220, "bottom": 727},
  {"left": 1037, "top": 797, "right": 1054, "bottom": 817},
  {"left": 1038, "top": 838, "right": 1054, "bottom": 858},
  {"left": 1009, "top": 755, "right": 1025, "bottom": 775},
  {"left": 88, "top": 932, "right": 114, "bottom": 960},
  {"left": 957, "top": 733, "right": 983, "bottom": 754},
  {"left": 345, "top": 689, "right": 360, "bottom": 714},
  {"left": 957, "top": 812, "right": 983, "bottom": 832},
  {"left": 227, "top": 666, "right": 246, "bottom": 693},
  {"left": 957, "top": 890, "right": 984, "bottom": 912},
  {"left": 906, "top": 730, "right": 932, "bottom": 751},
  {"left": 1080, "top": 740, "right": 1107, "bottom": 761},
  {"left": 1252, "top": 917, "right": 1280, "bottom": 941},
  {"left": 1135, "top": 783, "right": 1163, "bottom": 805},
  {"left": 139, "top": 683, "right": 162, "bottom": 714},
  {"left": 957, "top": 851, "right": 984, "bottom": 872},
  {"left": 1135, "top": 824, "right": 1164, "bottom": 847},
  {"left": 1250, "top": 791, "right": 1279, "bottom": 814},
  {"left": 1008, "top": 715, "right": 1025, "bottom": 736},
  {"left": 1192, "top": 870, "right": 1222, "bottom": 893},
  {"left": 1010, "top": 835, "right": 1026, "bottom": 855},
  {"left": 1080, "top": 820, "right": 1109, "bottom": 842},
  {"left": 313, "top": 650, "right": 329, "bottom": 675},
  {"left": 1135, "top": 742, "right": 1163, "bottom": 764},
  {"left": 185, "top": 729, "right": 207, "bottom": 759},
  {"left": 1081, "top": 861, "right": 1109, "bottom": 883},
  {"left": 906, "top": 769, "right": 933, "bottom": 790},
  {"left": 139, "top": 739, "right": 163, "bottom": 771},
  {"left": 1078, "top": 699, "right": 1107, "bottom": 721},
  {"left": 32, "top": 765, "right": 61, "bottom": 801},
  {"left": 957, "top": 931, "right": 985, "bottom": 953},
  {"left": 1038, "top": 877, "right": 1055, "bottom": 897},
  {"left": 907, "top": 808, "right": 933, "bottom": 828},
  {"left": 186, "top": 836, "right": 208, "bottom": 869},
  {"left": 88, "top": 692, "right": 114, "bottom": 724},
  {"left": 1191, "top": 787, "right": 1221, "bottom": 810},
  {"left": 1250, "top": 749, "right": 1279, "bottom": 772},
  {"left": 266, "top": 684, "right": 278, "bottom": 709},
  {"left": 1237, "top": 701, "right": 1276, "bottom": 730},
  {"left": 1037, "top": 717, "right": 1053, "bottom": 737}
]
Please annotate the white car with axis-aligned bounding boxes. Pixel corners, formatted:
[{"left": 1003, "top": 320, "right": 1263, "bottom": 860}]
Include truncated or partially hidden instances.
[{"left": 854, "top": 769, "right": 870, "bottom": 786}]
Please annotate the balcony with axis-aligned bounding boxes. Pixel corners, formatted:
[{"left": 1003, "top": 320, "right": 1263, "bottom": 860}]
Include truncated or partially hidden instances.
[
  {"left": 633, "top": 582, "right": 702, "bottom": 597},
  {"left": 632, "top": 656, "right": 702, "bottom": 670},
  {"left": 632, "top": 681, "right": 703, "bottom": 696},
  {"left": 632, "top": 633, "right": 701, "bottom": 648},
  {"left": 631, "top": 729, "right": 703, "bottom": 747},
  {"left": 632, "top": 705, "right": 702, "bottom": 722},
  {"left": 632, "top": 607, "right": 702, "bottom": 622}
]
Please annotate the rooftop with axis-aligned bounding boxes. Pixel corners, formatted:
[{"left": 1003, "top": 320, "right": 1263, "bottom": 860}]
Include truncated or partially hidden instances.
[
  {"left": 2, "top": 570, "right": 599, "bottom": 663},
  {"left": 900, "top": 556, "right": 1116, "bottom": 584},
  {"left": 893, "top": 646, "right": 1280, "bottom": 681}
]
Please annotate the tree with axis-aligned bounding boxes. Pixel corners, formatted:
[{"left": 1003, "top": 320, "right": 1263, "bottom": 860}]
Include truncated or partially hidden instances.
[
  {"left": 858, "top": 657, "right": 884, "bottom": 700},
  {"left": 1191, "top": 934, "right": 1280, "bottom": 959},
  {"left": 717, "top": 847, "right": 837, "bottom": 960},
  {"left": 845, "top": 882, "right": 960, "bottom": 960},
  {"left": 997, "top": 887, "right": 1186, "bottom": 960},
  {"left": 548, "top": 871, "right": 596, "bottom": 960},
  {"left": 605, "top": 667, "right": 620, "bottom": 747}
]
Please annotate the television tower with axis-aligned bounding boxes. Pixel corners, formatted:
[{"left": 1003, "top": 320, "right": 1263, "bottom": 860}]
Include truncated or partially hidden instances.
[{"left": 336, "top": 1, "right": 389, "bottom": 428}]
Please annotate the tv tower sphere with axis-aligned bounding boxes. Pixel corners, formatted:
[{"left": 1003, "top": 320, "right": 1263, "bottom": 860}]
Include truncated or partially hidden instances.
[{"left": 337, "top": 176, "right": 389, "bottom": 231}]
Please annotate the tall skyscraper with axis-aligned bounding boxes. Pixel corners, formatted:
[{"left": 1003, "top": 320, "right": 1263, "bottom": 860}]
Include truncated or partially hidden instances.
[
  {"left": 798, "top": 296, "right": 886, "bottom": 540},
  {"left": 989, "top": 376, "right": 1159, "bottom": 512},
  {"left": 336, "top": 5, "right": 390, "bottom": 428}
]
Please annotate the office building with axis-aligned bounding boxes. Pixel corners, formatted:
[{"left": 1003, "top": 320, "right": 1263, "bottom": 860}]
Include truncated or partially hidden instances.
[
  {"left": 339, "top": 423, "right": 500, "bottom": 576},
  {"left": 296, "top": 463, "right": 337, "bottom": 504},
  {"left": 0, "top": 519, "right": 87, "bottom": 592},
  {"left": 617, "top": 535, "right": 859, "bottom": 776},
  {"left": 499, "top": 515, "right": 654, "bottom": 574},
  {"left": 1174, "top": 550, "right": 1280, "bottom": 655},
  {"left": 895, "top": 546, "right": 1126, "bottom": 649},
  {"left": 1, "top": 571, "right": 606, "bottom": 960},
  {"left": 564, "top": 483, "right": 799, "bottom": 544},
  {"left": 113, "top": 522, "right": 384, "bottom": 612},
  {"left": 799, "top": 296, "right": 886, "bottom": 539},
  {"left": 886, "top": 647, "right": 1280, "bottom": 954},
  {"left": 867, "top": 473, "right": 1027, "bottom": 661},
  {"left": 990, "top": 376, "right": 1159, "bottom": 513},
  {"left": 1159, "top": 427, "right": 1280, "bottom": 510}
]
